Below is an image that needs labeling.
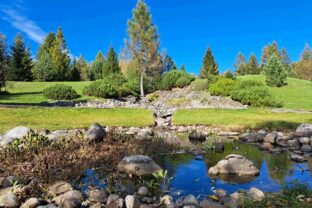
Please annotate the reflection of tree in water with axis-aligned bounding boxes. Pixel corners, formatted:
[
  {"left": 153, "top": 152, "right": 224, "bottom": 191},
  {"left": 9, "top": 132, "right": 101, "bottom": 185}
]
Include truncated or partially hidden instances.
[{"left": 265, "top": 152, "right": 293, "bottom": 184}]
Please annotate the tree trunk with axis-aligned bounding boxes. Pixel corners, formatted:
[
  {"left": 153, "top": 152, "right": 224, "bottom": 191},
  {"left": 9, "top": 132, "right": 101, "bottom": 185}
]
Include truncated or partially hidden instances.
[{"left": 140, "top": 70, "right": 145, "bottom": 97}]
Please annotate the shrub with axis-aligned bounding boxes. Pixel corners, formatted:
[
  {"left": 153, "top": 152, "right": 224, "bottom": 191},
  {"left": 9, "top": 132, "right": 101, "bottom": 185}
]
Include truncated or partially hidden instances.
[
  {"left": 224, "top": 70, "right": 236, "bottom": 80},
  {"left": 208, "top": 77, "right": 235, "bottom": 96},
  {"left": 230, "top": 80, "right": 282, "bottom": 107},
  {"left": 264, "top": 54, "right": 287, "bottom": 87},
  {"left": 160, "top": 70, "right": 194, "bottom": 90},
  {"left": 43, "top": 84, "right": 79, "bottom": 100},
  {"left": 190, "top": 79, "right": 208, "bottom": 91}
]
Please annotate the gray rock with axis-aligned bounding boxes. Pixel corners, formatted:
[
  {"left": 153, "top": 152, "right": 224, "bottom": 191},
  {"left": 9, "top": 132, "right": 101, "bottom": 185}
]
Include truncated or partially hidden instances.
[
  {"left": 0, "top": 192, "right": 18, "bottom": 207},
  {"left": 276, "top": 136, "right": 288, "bottom": 147},
  {"left": 214, "top": 189, "right": 227, "bottom": 198},
  {"left": 298, "top": 137, "right": 310, "bottom": 145},
  {"left": 301, "top": 144, "right": 312, "bottom": 152},
  {"left": 53, "top": 190, "right": 83, "bottom": 208},
  {"left": 21, "top": 197, "right": 40, "bottom": 208},
  {"left": 296, "top": 124, "right": 312, "bottom": 137},
  {"left": 189, "top": 130, "right": 207, "bottom": 143},
  {"left": 0, "top": 126, "right": 33, "bottom": 146},
  {"left": 125, "top": 195, "right": 139, "bottom": 208},
  {"left": 47, "top": 129, "right": 83, "bottom": 142},
  {"left": 84, "top": 123, "right": 106, "bottom": 143},
  {"left": 88, "top": 189, "right": 107, "bottom": 203},
  {"left": 0, "top": 187, "right": 14, "bottom": 197},
  {"left": 217, "top": 131, "right": 239, "bottom": 137},
  {"left": 200, "top": 199, "right": 226, "bottom": 208},
  {"left": 106, "top": 194, "right": 123, "bottom": 208},
  {"left": 239, "top": 132, "right": 265, "bottom": 143},
  {"left": 117, "top": 155, "right": 162, "bottom": 176},
  {"left": 290, "top": 153, "right": 307, "bottom": 162},
  {"left": 2, "top": 176, "right": 17, "bottom": 188},
  {"left": 230, "top": 191, "right": 244, "bottom": 202},
  {"left": 263, "top": 131, "right": 277, "bottom": 144},
  {"left": 208, "top": 154, "right": 259, "bottom": 176},
  {"left": 48, "top": 182, "right": 73, "bottom": 196},
  {"left": 137, "top": 128, "right": 154, "bottom": 140},
  {"left": 214, "top": 142, "right": 225, "bottom": 152},
  {"left": 219, "top": 196, "right": 237, "bottom": 208},
  {"left": 160, "top": 195, "right": 174, "bottom": 207},
  {"left": 37, "top": 204, "right": 58, "bottom": 208},
  {"left": 138, "top": 186, "right": 149, "bottom": 196},
  {"left": 182, "top": 194, "right": 198, "bottom": 205},
  {"left": 260, "top": 142, "right": 274, "bottom": 151},
  {"left": 90, "top": 202, "right": 102, "bottom": 208},
  {"left": 287, "top": 139, "right": 300, "bottom": 150},
  {"left": 248, "top": 187, "right": 265, "bottom": 201}
]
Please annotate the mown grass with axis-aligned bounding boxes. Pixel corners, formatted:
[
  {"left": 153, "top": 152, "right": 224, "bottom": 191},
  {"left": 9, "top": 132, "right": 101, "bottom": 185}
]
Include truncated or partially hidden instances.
[
  {"left": 0, "top": 81, "right": 93, "bottom": 104},
  {"left": 0, "top": 107, "right": 154, "bottom": 132},
  {"left": 238, "top": 75, "right": 312, "bottom": 110},
  {"left": 173, "top": 108, "right": 312, "bottom": 131}
]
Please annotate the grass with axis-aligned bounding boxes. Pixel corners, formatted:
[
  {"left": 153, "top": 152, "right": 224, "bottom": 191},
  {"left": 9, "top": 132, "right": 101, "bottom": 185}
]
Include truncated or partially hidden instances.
[
  {"left": 173, "top": 108, "right": 312, "bottom": 131},
  {"left": 0, "top": 81, "right": 93, "bottom": 104},
  {"left": 0, "top": 107, "right": 154, "bottom": 132},
  {"left": 238, "top": 75, "right": 312, "bottom": 110}
]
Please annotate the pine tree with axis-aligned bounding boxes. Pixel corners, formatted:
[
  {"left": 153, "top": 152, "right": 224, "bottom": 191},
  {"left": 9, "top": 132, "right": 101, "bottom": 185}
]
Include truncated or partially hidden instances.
[
  {"left": 180, "top": 64, "right": 186, "bottom": 71},
  {"left": 6, "top": 33, "right": 33, "bottom": 81},
  {"left": 234, "top": 52, "right": 248, "bottom": 75},
  {"left": 200, "top": 47, "right": 218, "bottom": 78},
  {"left": 125, "top": 0, "right": 163, "bottom": 96},
  {"left": 261, "top": 41, "right": 282, "bottom": 65},
  {"left": 246, "top": 53, "right": 259, "bottom": 75},
  {"left": 70, "top": 58, "right": 81, "bottom": 81},
  {"left": 264, "top": 54, "right": 287, "bottom": 87},
  {"left": 103, "top": 46, "right": 120, "bottom": 77},
  {"left": 76, "top": 55, "right": 89, "bottom": 81},
  {"left": 0, "top": 33, "right": 8, "bottom": 91},
  {"left": 162, "top": 55, "right": 177, "bottom": 73},
  {"left": 33, "top": 49, "right": 56, "bottom": 81},
  {"left": 90, "top": 51, "right": 105, "bottom": 80},
  {"left": 280, "top": 48, "right": 293, "bottom": 76},
  {"left": 301, "top": 43, "right": 312, "bottom": 61}
]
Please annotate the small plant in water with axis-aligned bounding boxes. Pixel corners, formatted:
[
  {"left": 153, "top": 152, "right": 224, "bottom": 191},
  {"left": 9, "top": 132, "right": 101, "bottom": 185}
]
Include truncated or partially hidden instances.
[
  {"left": 202, "top": 141, "right": 216, "bottom": 151},
  {"left": 141, "top": 170, "right": 173, "bottom": 195}
]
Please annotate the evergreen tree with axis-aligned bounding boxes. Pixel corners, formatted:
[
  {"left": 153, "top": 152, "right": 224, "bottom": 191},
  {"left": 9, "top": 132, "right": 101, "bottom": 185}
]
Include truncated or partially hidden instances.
[
  {"left": 6, "top": 33, "right": 33, "bottom": 81},
  {"left": 70, "top": 58, "right": 81, "bottom": 81},
  {"left": 180, "top": 64, "right": 186, "bottom": 71},
  {"left": 90, "top": 51, "right": 105, "bottom": 80},
  {"left": 103, "top": 46, "right": 120, "bottom": 77},
  {"left": 125, "top": 0, "right": 163, "bottom": 96},
  {"left": 280, "top": 48, "right": 293, "bottom": 76},
  {"left": 301, "top": 43, "right": 312, "bottom": 61},
  {"left": 76, "top": 55, "right": 89, "bottom": 81},
  {"left": 246, "top": 53, "right": 259, "bottom": 75},
  {"left": 199, "top": 47, "right": 218, "bottom": 78},
  {"left": 261, "top": 41, "right": 282, "bottom": 65},
  {"left": 264, "top": 54, "right": 287, "bottom": 87},
  {"left": 0, "top": 33, "right": 8, "bottom": 91},
  {"left": 162, "top": 55, "right": 177, "bottom": 73},
  {"left": 234, "top": 52, "right": 248, "bottom": 75},
  {"left": 33, "top": 49, "right": 56, "bottom": 81}
]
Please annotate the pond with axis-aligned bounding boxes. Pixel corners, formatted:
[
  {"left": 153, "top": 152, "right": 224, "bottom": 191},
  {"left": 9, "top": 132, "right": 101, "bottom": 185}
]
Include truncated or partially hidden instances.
[{"left": 78, "top": 140, "right": 312, "bottom": 199}]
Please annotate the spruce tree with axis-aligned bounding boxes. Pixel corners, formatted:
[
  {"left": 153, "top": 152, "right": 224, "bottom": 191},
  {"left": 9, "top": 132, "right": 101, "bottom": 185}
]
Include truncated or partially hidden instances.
[
  {"left": 76, "top": 55, "right": 89, "bottom": 81},
  {"left": 163, "top": 55, "right": 177, "bottom": 73},
  {"left": 234, "top": 52, "right": 248, "bottom": 75},
  {"left": 90, "top": 51, "right": 105, "bottom": 80},
  {"left": 125, "top": 0, "right": 163, "bottom": 96},
  {"left": 180, "top": 64, "right": 186, "bottom": 71},
  {"left": 246, "top": 53, "right": 259, "bottom": 75},
  {"left": 6, "top": 33, "right": 33, "bottom": 81},
  {"left": 264, "top": 54, "right": 287, "bottom": 87},
  {"left": 301, "top": 43, "right": 312, "bottom": 61},
  {"left": 70, "top": 58, "right": 81, "bottom": 81},
  {"left": 280, "top": 48, "right": 293, "bottom": 76},
  {"left": 200, "top": 47, "right": 218, "bottom": 78},
  {"left": 103, "top": 46, "right": 120, "bottom": 77},
  {"left": 33, "top": 49, "right": 56, "bottom": 81},
  {"left": 0, "top": 33, "right": 8, "bottom": 91}
]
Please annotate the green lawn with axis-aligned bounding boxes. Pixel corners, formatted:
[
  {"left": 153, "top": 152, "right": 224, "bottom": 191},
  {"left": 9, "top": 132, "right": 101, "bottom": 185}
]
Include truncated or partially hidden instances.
[
  {"left": 0, "top": 81, "right": 93, "bottom": 104},
  {"left": 174, "top": 108, "right": 312, "bottom": 131},
  {"left": 0, "top": 107, "right": 154, "bottom": 133},
  {"left": 238, "top": 75, "right": 312, "bottom": 110}
]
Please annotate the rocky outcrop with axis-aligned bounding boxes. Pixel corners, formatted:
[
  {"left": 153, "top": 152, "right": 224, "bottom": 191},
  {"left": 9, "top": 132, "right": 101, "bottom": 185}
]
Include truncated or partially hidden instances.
[
  {"left": 153, "top": 104, "right": 175, "bottom": 127},
  {"left": 208, "top": 154, "right": 259, "bottom": 176},
  {"left": 117, "top": 155, "right": 162, "bottom": 176}
]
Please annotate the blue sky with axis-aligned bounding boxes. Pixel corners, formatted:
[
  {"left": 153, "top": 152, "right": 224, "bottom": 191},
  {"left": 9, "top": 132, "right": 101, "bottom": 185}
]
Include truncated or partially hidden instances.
[{"left": 1, "top": 0, "right": 312, "bottom": 74}]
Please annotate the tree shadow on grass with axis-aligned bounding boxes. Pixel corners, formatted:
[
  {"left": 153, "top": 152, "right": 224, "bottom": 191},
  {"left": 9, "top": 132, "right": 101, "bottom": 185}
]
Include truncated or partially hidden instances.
[{"left": 255, "top": 120, "right": 312, "bottom": 131}]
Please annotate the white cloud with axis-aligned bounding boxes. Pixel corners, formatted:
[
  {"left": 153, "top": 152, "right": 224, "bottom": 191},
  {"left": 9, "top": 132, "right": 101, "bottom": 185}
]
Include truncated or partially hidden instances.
[{"left": 1, "top": 6, "right": 47, "bottom": 44}]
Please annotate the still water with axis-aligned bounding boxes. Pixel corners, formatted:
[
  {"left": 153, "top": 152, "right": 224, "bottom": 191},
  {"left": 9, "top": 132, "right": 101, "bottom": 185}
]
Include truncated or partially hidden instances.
[{"left": 78, "top": 142, "right": 312, "bottom": 199}]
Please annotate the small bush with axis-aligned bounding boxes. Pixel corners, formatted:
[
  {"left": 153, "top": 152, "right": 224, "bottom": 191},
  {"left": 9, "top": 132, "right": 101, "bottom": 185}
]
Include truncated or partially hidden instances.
[
  {"left": 224, "top": 70, "right": 236, "bottom": 80},
  {"left": 208, "top": 77, "right": 235, "bottom": 96},
  {"left": 230, "top": 80, "right": 282, "bottom": 107},
  {"left": 190, "top": 79, "right": 208, "bottom": 91},
  {"left": 160, "top": 70, "right": 194, "bottom": 90},
  {"left": 43, "top": 84, "right": 79, "bottom": 100}
]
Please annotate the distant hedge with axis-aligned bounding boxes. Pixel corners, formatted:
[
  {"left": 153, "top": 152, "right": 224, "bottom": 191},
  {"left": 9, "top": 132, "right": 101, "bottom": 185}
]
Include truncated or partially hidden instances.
[{"left": 43, "top": 84, "right": 79, "bottom": 100}]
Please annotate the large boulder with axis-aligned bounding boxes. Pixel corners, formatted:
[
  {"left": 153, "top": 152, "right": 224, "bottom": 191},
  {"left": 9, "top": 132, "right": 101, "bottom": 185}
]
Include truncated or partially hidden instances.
[
  {"left": 48, "top": 182, "right": 73, "bottom": 196},
  {"left": 287, "top": 139, "right": 300, "bottom": 150},
  {"left": 117, "top": 155, "right": 162, "bottom": 176},
  {"left": 0, "top": 192, "right": 18, "bottom": 207},
  {"left": 296, "top": 124, "right": 312, "bottom": 137},
  {"left": 208, "top": 154, "right": 259, "bottom": 176},
  {"left": 53, "top": 190, "right": 83, "bottom": 208},
  {"left": 239, "top": 131, "right": 266, "bottom": 143},
  {"left": 248, "top": 187, "right": 265, "bottom": 201},
  {"left": 88, "top": 189, "right": 107, "bottom": 203},
  {"left": 263, "top": 131, "right": 278, "bottom": 144},
  {"left": 84, "top": 123, "right": 106, "bottom": 143},
  {"left": 0, "top": 126, "right": 33, "bottom": 146},
  {"left": 47, "top": 129, "right": 83, "bottom": 142},
  {"left": 189, "top": 130, "right": 207, "bottom": 143}
]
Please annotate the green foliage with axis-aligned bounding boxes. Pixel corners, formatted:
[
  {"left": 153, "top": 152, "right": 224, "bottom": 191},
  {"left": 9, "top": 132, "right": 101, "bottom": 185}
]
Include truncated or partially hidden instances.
[
  {"left": 90, "top": 51, "right": 105, "bottom": 81},
  {"left": 230, "top": 80, "right": 282, "bottom": 107},
  {"left": 76, "top": 55, "right": 89, "bottom": 81},
  {"left": 162, "top": 55, "right": 177, "bottom": 73},
  {"left": 0, "top": 33, "right": 8, "bottom": 91},
  {"left": 160, "top": 70, "right": 194, "bottom": 90},
  {"left": 224, "top": 70, "right": 235, "bottom": 79},
  {"left": 246, "top": 53, "right": 259, "bottom": 75},
  {"left": 33, "top": 49, "right": 56, "bottom": 81},
  {"left": 43, "top": 84, "right": 79, "bottom": 100},
  {"left": 264, "top": 54, "right": 287, "bottom": 87},
  {"left": 190, "top": 79, "right": 208, "bottom": 91},
  {"left": 6, "top": 33, "right": 33, "bottom": 81},
  {"left": 200, "top": 47, "right": 218, "bottom": 78},
  {"left": 102, "top": 47, "right": 120, "bottom": 77},
  {"left": 70, "top": 58, "right": 81, "bottom": 81},
  {"left": 208, "top": 77, "right": 235, "bottom": 96},
  {"left": 147, "top": 92, "right": 158, "bottom": 102}
]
